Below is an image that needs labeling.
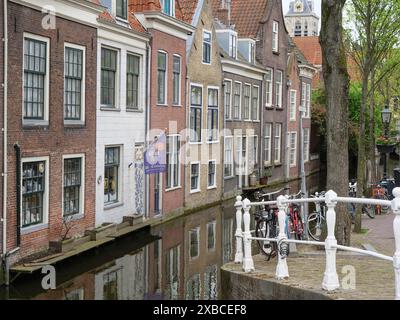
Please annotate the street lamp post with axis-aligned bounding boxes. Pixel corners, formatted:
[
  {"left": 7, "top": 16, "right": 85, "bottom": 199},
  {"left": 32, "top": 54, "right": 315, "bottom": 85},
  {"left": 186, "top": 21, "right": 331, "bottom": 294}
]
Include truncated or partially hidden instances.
[{"left": 381, "top": 105, "right": 393, "bottom": 178}]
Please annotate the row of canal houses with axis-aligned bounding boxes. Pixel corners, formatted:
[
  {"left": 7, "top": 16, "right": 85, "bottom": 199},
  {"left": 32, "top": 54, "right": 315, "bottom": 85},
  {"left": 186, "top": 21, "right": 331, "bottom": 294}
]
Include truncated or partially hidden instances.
[{"left": 0, "top": 0, "right": 320, "bottom": 267}]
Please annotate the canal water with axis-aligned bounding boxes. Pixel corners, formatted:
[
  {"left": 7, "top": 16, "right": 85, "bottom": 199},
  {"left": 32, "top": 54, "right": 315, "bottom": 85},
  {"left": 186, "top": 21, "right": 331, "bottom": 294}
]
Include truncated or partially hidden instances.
[{"left": 0, "top": 173, "right": 323, "bottom": 300}]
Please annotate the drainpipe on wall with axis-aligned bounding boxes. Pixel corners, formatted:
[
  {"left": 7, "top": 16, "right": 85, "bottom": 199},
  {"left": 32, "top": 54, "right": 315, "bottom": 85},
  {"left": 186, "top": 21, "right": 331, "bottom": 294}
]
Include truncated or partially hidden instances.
[
  {"left": 14, "top": 144, "right": 21, "bottom": 247},
  {"left": 2, "top": 0, "right": 8, "bottom": 263},
  {"left": 145, "top": 41, "right": 151, "bottom": 219}
]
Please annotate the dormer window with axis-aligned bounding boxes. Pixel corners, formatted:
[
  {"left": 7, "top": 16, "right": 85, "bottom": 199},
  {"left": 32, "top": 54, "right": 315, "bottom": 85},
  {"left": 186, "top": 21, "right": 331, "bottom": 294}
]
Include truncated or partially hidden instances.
[
  {"left": 161, "top": 0, "right": 175, "bottom": 17},
  {"left": 250, "top": 42, "right": 255, "bottom": 64},
  {"left": 116, "top": 0, "right": 127, "bottom": 20},
  {"left": 229, "top": 33, "right": 237, "bottom": 59}
]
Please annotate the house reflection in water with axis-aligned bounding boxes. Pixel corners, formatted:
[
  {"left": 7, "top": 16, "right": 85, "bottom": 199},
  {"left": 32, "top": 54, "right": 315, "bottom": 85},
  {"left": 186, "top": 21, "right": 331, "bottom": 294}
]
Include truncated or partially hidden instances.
[{"left": 9, "top": 202, "right": 237, "bottom": 300}]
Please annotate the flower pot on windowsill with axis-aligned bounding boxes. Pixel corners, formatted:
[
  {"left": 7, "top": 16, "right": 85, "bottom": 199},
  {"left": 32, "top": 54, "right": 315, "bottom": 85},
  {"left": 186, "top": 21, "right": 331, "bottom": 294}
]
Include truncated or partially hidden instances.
[{"left": 376, "top": 143, "right": 396, "bottom": 154}]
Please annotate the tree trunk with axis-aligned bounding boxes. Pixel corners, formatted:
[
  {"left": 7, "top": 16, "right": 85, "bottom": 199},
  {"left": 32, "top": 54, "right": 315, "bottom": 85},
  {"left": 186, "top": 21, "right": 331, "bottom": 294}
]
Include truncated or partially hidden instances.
[
  {"left": 320, "top": 0, "right": 351, "bottom": 245},
  {"left": 354, "top": 74, "right": 368, "bottom": 233},
  {"left": 369, "top": 72, "right": 377, "bottom": 184}
]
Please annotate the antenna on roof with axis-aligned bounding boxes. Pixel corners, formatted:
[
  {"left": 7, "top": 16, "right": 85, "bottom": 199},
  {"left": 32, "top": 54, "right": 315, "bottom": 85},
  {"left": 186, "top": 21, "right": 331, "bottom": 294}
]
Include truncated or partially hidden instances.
[{"left": 226, "top": 0, "right": 231, "bottom": 27}]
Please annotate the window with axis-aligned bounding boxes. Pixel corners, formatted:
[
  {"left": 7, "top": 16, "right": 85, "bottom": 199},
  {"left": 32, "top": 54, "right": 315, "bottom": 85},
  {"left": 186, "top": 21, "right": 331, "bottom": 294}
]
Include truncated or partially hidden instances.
[
  {"left": 64, "top": 46, "right": 84, "bottom": 121},
  {"left": 116, "top": 0, "right": 127, "bottom": 20},
  {"left": 276, "top": 71, "right": 283, "bottom": 108},
  {"left": 264, "top": 123, "right": 272, "bottom": 166},
  {"left": 233, "top": 82, "right": 241, "bottom": 119},
  {"left": 250, "top": 42, "right": 255, "bottom": 64},
  {"left": 249, "top": 135, "right": 258, "bottom": 170},
  {"left": 243, "top": 84, "right": 251, "bottom": 120},
  {"left": 224, "top": 80, "right": 232, "bottom": 119},
  {"left": 306, "top": 83, "right": 311, "bottom": 118},
  {"left": 189, "top": 227, "right": 200, "bottom": 259},
  {"left": 186, "top": 274, "right": 201, "bottom": 300},
  {"left": 207, "top": 88, "right": 219, "bottom": 142},
  {"left": 63, "top": 157, "right": 83, "bottom": 217},
  {"left": 190, "top": 163, "right": 200, "bottom": 192},
  {"left": 23, "top": 36, "right": 48, "bottom": 121},
  {"left": 104, "top": 147, "right": 120, "bottom": 204},
  {"left": 165, "top": 245, "right": 180, "bottom": 300},
  {"left": 272, "top": 21, "right": 279, "bottom": 52},
  {"left": 126, "top": 54, "right": 140, "bottom": 109},
  {"left": 103, "top": 269, "right": 121, "bottom": 300},
  {"left": 301, "top": 82, "right": 306, "bottom": 111},
  {"left": 190, "top": 85, "right": 202, "bottom": 143},
  {"left": 289, "top": 90, "right": 297, "bottom": 121},
  {"left": 274, "top": 123, "right": 282, "bottom": 164},
  {"left": 22, "top": 160, "right": 46, "bottom": 227},
  {"left": 172, "top": 55, "right": 181, "bottom": 105},
  {"left": 157, "top": 52, "right": 167, "bottom": 105},
  {"left": 265, "top": 68, "right": 273, "bottom": 107},
  {"left": 224, "top": 136, "right": 234, "bottom": 178},
  {"left": 304, "top": 128, "right": 310, "bottom": 162},
  {"left": 235, "top": 136, "right": 246, "bottom": 177},
  {"left": 295, "top": 20, "right": 302, "bottom": 37},
  {"left": 207, "top": 221, "right": 216, "bottom": 251},
  {"left": 160, "top": 0, "right": 175, "bottom": 17},
  {"left": 101, "top": 48, "right": 118, "bottom": 107},
  {"left": 166, "top": 135, "right": 180, "bottom": 189},
  {"left": 208, "top": 161, "right": 216, "bottom": 188},
  {"left": 203, "top": 31, "right": 212, "bottom": 64},
  {"left": 229, "top": 33, "right": 237, "bottom": 59},
  {"left": 204, "top": 265, "right": 218, "bottom": 300},
  {"left": 251, "top": 86, "right": 259, "bottom": 120},
  {"left": 289, "top": 132, "right": 297, "bottom": 167}
]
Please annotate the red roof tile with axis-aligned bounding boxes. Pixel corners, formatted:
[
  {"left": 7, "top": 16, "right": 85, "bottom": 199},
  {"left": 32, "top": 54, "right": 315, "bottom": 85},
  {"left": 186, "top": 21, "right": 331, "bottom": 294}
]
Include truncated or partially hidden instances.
[
  {"left": 293, "top": 36, "right": 322, "bottom": 66},
  {"left": 177, "top": 0, "right": 199, "bottom": 24},
  {"left": 211, "top": 0, "right": 268, "bottom": 38}
]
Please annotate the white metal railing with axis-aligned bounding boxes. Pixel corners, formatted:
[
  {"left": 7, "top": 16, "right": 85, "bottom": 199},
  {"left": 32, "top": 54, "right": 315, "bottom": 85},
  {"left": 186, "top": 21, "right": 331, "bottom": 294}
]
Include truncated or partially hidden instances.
[{"left": 233, "top": 188, "right": 400, "bottom": 300}]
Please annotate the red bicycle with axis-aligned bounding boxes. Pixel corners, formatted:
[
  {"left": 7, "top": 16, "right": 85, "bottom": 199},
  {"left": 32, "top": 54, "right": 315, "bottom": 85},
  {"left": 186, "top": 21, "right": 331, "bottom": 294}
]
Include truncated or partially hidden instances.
[{"left": 285, "top": 191, "right": 304, "bottom": 240}]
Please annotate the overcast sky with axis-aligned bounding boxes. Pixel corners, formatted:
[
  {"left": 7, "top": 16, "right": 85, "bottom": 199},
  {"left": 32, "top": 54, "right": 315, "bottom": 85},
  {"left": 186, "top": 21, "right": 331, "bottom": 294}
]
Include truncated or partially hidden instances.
[{"left": 282, "top": 0, "right": 322, "bottom": 31}]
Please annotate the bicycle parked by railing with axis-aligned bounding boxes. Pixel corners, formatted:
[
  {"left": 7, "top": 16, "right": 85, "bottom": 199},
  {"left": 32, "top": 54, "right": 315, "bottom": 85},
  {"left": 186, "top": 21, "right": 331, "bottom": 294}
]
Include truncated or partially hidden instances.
[
  {"left": 253, "top": 188, "right": 288, "bottom": 260},
  {"left": 307, "top": 191, "right": 326, "bottom": 241},
  {"left": 285, "top": 190, "right": 305, "bottom": 241},
  {"left": 348, "top": 180, "right": 376, "bottom": 220}
]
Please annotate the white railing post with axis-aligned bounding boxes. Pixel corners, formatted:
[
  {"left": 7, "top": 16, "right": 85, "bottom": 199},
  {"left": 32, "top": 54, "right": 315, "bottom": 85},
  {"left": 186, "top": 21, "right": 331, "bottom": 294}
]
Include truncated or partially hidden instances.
[
  {"left": 242, "top": 198, "right": 255, "bottom": 272},
  {"left": 391, "top": 187, "right": 400, "bottom": 300},
  {"left": 322, "top": 190, "right": 340, "bottom": 291},
  {"left": 276, "top": 195, "right": 289, "bottom": 279},
  {"left": 234, "top": 195, "right": 243, "bottom": 264}
]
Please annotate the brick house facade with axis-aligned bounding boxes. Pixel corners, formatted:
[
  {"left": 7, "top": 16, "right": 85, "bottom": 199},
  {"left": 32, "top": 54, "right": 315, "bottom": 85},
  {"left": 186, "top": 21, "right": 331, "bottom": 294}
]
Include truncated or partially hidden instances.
[
  {"left": 180, "top": 0, "right": 224, "bottom": 210},
  {"left": 4, "top": 0, "right": 100, "bottom": 260},
  {"left": 131, "top": 0, "right": 195, "bottom": 218}
]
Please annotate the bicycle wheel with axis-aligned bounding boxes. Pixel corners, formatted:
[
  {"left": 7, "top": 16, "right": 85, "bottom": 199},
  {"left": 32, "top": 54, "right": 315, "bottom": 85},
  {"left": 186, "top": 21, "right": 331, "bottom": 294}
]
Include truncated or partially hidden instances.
[
  {"left": 255, "top": 219, "right": 277, "bottom": 258},
  {"left": 363, "top": 204, "right": 375, "bottom": 219},
  {"left": 381, "top": 194, "right": 390, "bottom": 214},
  {"left": 307, "top": 212, "right": 325, "bottom": 241},
  {"left": 294, "top": 210, "right": 304, "bottom": 240}
]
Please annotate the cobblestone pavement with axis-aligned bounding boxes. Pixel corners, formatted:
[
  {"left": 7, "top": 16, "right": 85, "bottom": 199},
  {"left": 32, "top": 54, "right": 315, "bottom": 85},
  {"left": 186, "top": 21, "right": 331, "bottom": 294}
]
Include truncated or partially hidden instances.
[{"left": 228, "top": 213, "right": 398, "bottom": 300}]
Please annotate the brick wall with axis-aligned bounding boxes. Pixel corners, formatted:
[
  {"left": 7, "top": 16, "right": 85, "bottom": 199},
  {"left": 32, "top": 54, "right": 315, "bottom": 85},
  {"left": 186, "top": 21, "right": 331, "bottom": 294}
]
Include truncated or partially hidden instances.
[
  {"left": 0, "top": 0, "right": 4, "bottom": 256},
  {"left": 6, "top": 3, "right": 97, "bottom": 259}
]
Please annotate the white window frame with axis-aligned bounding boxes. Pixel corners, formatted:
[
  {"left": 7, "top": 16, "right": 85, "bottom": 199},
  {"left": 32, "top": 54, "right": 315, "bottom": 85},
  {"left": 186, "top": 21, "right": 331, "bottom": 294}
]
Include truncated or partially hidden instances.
[
  {"left": 274, "top": 123, "right": 282, "bottom": 165},
  {"left": 250, "top": 135, "right": 258, "bottom": 169},
  {"left": 224, "top": 136, "right": 234, "bottom": 178},
  {"left": 276, "top": 70, "right": 283, "bottom": 108},
  {"left": 62, "top": 154, "right": 85, "bottom": 218},
  {"left": 189, "top": 227, "right": 200, "bottom": 260},
  {"left": 126, "top": 52, "right": 142, "bottom": 110},
  {"left": 189, "top": 83, "right": 203, "bottom": 144},
  {"left": 172, "top": 54, "right": 181, "bottom": 106},
  {"left": 104, "top": 145, "right": 123, "bottom": 207},
  {"left": 206, "top": 220, "right": 217, "bottom": 251},
  {"left": 207, "top": 86, "right": 220, "bottom": 143},
  {"left": 190, "top": 161, "right": 201, "bottom": 193},
  {"left": 289, "top": 89, "right": 297, "bottom": 121},
  {"left": 233, "top": 81, "right": 242, "bottom": 120},
  {"left": 202, "top": 30, "right": 212, "bottom": 65},
  {"left": 306, "top": 83, "right": 311, "bottom": 118},
  {"left": 64, "top": 42, "right": 86, "bottom": 125},
  {"left": 229, "top": 32, "right": 238, "bottom": 59},
  {"left": 264, "top": 123, "right": 272, "bottom": 166},
  {"left": 251, "top": 85, "right": 260, "bottom": 121},
  {"left": 303, "top": 128, "right": 310, "bottom": 163},
  {"left": 289, "top": 132, "right": 297, "bottom": 168},
  {"left": 243, "top": 83, "right": 251, "bottom": 121},
  {"left": 265, "top": 68, "right": 273, "bottom": 107},
  {"left": 207, "top": 160, "right": 217, "bottom": 189},
  {"left": 157, "top": 50, "right": 168, "bottom": 106},
  {"left": 114, "top": 0, "right": 128, "bottom": 21},
  {"left": 301, "top": 82, "right": 307, "bottom": 112},
  {"left": 166, "top": 134, "right": 181, "bottom": 191},
  {"left": 224, "top": 79, "right": 232, "bottom": 120},
  {"left": 272, "top": 21, "right": 279, "bottom": 53},
  {"left": 100, "top": 45, "right": 120, "bottom": 109},
  {"left": 21, "top": 156, "right": 50, "bottom": 232},
  {"left": 22, "top": 33, "right": 50, "bottom": 125}
]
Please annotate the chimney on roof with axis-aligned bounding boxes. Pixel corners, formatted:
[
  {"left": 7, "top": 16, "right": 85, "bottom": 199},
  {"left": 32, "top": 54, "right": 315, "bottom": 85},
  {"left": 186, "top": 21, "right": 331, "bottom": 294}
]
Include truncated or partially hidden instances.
[{"left": 217, "top": 0, "right": 231, "bottom": 27}]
